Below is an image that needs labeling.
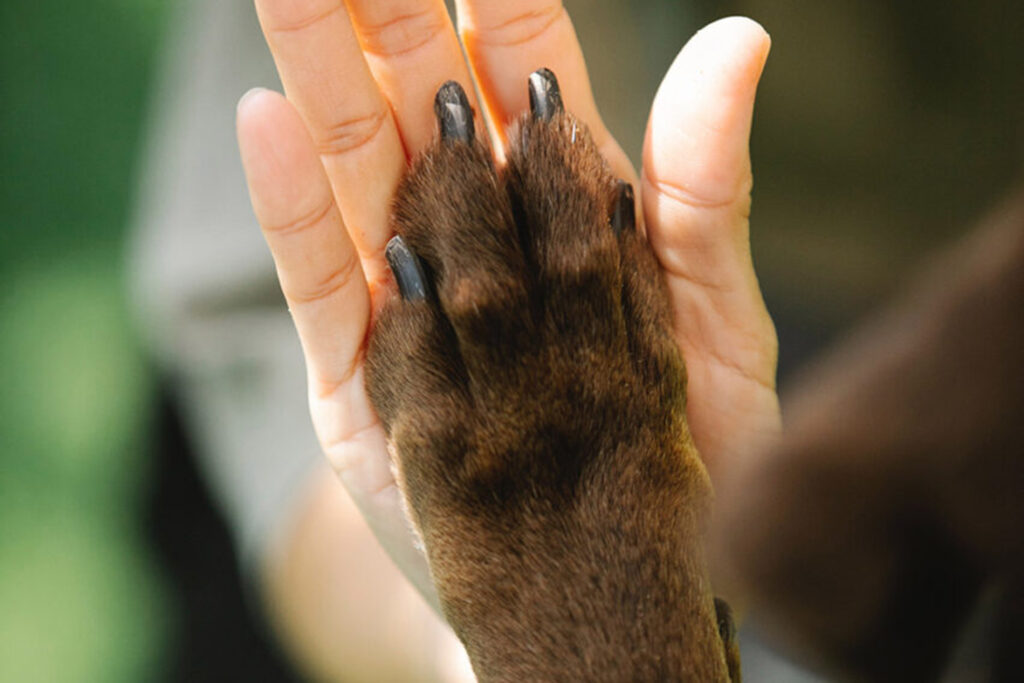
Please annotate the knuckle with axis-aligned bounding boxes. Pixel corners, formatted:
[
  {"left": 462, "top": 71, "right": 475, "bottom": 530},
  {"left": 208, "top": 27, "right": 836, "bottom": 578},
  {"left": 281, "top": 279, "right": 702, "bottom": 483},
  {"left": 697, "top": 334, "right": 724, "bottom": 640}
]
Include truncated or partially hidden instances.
[
  {"left": 357, "top": 9, "right": 447, "bottom": 58},
  {"left": 265, "top": 1, "right": 344, "bottom": 35},
  {"left": 287, "top": 251, "right": 361, "bottom": 305},
  {"left": 316, "top": 108, "right": 389, "bottom": 157},
  {"left": 264, "top": 199, "right": 334, "bottom": 237},
  {"left": 466, "top": 4, "right": 564, "bottom": 48},
  {"left": 312, "top": 361, "right": 360, "bottom": 401},
  {"left": 642, "top": 175, "right": 753, "bottom": 273},
  {"left": 646, "top": 176, "right": 744, "bottom": 212}
]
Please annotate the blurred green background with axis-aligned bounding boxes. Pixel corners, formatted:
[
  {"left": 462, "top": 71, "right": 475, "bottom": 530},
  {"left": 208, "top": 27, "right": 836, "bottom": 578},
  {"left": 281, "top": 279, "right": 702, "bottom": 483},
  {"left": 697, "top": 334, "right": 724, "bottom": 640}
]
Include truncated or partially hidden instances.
[
  {"left": 1, "top": 0, "right": 1021, "bottom": 681},
  {"left": 1, "top": 1, "right": 171, "bottom": 680}
]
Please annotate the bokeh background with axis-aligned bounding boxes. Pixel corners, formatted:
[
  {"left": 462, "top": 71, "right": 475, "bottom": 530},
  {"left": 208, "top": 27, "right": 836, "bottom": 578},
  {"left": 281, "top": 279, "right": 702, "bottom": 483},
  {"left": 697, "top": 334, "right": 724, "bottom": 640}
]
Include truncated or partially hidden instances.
[
  {"left": 1, "top": 1, "right": 173, "bottom": 680},
  {"left": 1, "top": 0, "right": 1020, "bottom": 681}
]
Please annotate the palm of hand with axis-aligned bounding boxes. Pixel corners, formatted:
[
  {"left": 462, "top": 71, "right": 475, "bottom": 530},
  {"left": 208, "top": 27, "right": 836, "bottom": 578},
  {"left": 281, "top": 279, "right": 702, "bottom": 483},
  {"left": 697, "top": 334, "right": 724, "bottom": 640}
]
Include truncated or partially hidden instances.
[{"left": 237, "top": 1, "right": 780, "bottom": 606}]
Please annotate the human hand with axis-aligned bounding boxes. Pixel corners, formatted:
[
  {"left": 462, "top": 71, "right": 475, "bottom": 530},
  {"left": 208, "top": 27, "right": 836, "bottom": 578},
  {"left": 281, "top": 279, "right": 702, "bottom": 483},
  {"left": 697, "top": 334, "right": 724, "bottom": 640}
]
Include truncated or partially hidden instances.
[{"left": 236, "top": 1, "right": 779, "bottom": 607}]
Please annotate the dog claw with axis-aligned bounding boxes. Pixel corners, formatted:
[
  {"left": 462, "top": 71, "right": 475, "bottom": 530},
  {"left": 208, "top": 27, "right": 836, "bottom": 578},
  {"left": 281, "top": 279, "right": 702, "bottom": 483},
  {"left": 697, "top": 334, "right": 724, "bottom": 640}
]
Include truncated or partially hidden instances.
[
  {"left": 528, "top": 68, "right": 564, "bottom": 121},
  {"left": 435, "top": 81, "right": 475, "bottom": 145},
  {"left": 385, "top": 235, "right": 429, "bottom": 301},
  {"left": 610, "top": 180, "right": 635, "bottom": 236}
]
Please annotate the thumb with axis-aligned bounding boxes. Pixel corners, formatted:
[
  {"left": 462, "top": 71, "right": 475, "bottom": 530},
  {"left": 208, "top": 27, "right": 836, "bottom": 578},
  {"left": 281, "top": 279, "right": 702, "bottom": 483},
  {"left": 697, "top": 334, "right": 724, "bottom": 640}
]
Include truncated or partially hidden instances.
[{"left": 643, "top": 16, "right": 770, "bottom": 281}]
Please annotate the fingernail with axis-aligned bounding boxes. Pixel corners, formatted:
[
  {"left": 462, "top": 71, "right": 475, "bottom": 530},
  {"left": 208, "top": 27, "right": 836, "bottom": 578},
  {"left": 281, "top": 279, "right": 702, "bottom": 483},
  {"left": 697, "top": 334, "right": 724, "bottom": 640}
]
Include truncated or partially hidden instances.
[
  {"left": 434, "top": 81, "right": 474, "bottom": 144},
  {"left": 385, "top": 236, "right": 429, "bottom": 301},
  {"left": 610, "top": 181, "right": 635, "bottom": 235},
  {"left": 237, "top": 86, "right": 269, "bottom": 113},
  {"left": 528, "top": 68, "right": 563, "bottom": 121}
]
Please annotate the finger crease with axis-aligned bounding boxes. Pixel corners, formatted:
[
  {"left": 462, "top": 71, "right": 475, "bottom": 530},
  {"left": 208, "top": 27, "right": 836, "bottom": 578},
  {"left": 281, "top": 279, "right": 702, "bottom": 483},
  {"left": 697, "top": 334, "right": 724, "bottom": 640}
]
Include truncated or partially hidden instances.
[
  {"left": 645, "top": 176, "right": 744, "bottom": 212},
  {"left": 318, "top": 109, "right": 389, "bottom": 157},
  {"left": 322, "top": 418, "right": 383, "bottom": 462},
  {"left": 288, "top": 251, "right": 362, "bottom": 306},
  {"left": 468, "top": 5, "right": 564, "bottom": 48},
  {"left": 264, "top": 200, "right": 335, "bottom": 237},
  {"left": 366, "top": 479, "right": 399, "bottom": 504},
  {"left": 357, "top": 10, "right": 447, "bottom": 58},
  {"left": 704, "top": 346, "right": 777, "bottom": 396},
  {"left": 266, "top": 1, "right": 345, "bottom": 35},
  {"left": 357, "top": 237, "right": 390, "bottom": 268},
  {"left": 313, "top": 339, "right": 367, "bottom": 400},
  {"left": 662, "top": 260, "right": 732, "bottom": 294}
]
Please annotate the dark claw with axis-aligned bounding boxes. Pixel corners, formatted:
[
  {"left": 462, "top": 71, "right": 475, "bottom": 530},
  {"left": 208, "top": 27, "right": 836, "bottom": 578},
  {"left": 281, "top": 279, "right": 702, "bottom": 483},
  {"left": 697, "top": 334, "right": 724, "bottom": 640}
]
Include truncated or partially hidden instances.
[
  {"left": 528, "top": 68, "right": 563, "bottom": 121},
  {"left": 434, "top": 80, "right": 475, "bottom": 144},
  {"left": 385, "top": 235, "right": 429, "bottom": 301},
  {"left": 610, "top": 180, "right": 635, "bottom": 236},
  {"left": 714, "top": 598, "right": 737, "bottom": 642}
]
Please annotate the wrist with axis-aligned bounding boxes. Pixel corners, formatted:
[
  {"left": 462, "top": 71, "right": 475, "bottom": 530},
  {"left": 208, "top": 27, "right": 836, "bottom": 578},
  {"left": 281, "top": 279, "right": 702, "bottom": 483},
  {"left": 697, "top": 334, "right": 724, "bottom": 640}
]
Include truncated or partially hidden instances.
[{"left": 418, "top": 454, "right": 725, "bottom": 681}]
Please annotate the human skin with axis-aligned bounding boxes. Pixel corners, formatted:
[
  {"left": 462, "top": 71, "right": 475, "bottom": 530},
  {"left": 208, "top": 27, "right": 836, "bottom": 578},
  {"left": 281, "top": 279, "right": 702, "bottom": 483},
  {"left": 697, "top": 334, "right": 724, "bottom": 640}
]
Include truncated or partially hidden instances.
[{"left": 236, "top": 2, "right": 780, "bottom": 679}]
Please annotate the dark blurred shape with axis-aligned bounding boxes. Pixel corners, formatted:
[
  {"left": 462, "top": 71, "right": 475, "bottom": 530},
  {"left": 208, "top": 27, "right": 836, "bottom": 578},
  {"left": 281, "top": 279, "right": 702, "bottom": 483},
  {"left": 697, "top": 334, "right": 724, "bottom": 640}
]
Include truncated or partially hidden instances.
[
  {"left": 715, "top": 187, "right": 1024, "bottom": 681},
  {"left": 993, "top": 580, "right": 1024, "bottom": 682},
  {"left": 145, "top": 384, "right": 299, "bottom": 683}
]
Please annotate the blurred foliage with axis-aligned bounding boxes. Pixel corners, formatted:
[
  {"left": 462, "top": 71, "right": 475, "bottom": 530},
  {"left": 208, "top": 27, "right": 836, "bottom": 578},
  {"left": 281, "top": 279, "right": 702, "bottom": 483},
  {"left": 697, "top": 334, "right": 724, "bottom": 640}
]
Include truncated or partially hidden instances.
[{"left": 0, "top": 0, "right": 171, "bottom": 681}]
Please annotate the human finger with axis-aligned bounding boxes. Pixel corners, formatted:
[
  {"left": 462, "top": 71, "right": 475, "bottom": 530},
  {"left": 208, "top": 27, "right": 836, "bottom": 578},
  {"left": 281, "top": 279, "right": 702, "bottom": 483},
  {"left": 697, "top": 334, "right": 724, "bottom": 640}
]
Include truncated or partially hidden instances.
[
  {"left": 343, "top": 0, "right": 479, "bottom": 155},
  {"left": 238, "top": 88, "right": 434, "bottom": 600},
  {"left": 643, "top": 16, "right": 770, "bottom": 300},
  {"left": 453, "top": 0, "right": 635, "bottom": 182},
  {"left": 254, "top": 0, "right": 407, "bottom": 292},
  {"left": 237, "top": 88, "right": 370, "bottom": 403},
  {"left": 642, "top": 17, "right": 779, "bottom": 469}
]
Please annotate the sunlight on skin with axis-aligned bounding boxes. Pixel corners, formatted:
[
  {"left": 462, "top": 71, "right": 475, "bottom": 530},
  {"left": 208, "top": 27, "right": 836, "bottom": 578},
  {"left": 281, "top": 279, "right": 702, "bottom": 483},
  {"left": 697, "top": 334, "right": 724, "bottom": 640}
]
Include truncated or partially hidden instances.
[
  {"left": 239, "top": 3, "right": 781, "bottom": 677},
  {"left": 643, "top": 18, "right": 781, "bottom": 480}
]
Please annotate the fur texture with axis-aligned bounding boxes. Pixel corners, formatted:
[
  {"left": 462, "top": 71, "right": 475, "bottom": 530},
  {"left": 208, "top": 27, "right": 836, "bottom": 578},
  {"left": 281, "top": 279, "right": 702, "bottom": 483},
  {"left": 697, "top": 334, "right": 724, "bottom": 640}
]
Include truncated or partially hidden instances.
[
  {"left": 365, "top": 108, "right": 736, "bottom": 682},
  {"left": 715, "top": 188, "right": 1024, "bottom": 682}
]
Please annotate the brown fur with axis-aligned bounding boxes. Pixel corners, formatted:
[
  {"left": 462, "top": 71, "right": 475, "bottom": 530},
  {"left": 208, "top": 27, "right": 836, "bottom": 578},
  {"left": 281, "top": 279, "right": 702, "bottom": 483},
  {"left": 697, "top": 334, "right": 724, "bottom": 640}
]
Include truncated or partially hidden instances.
[
  {"left": 715, "top": 188, "right": 1024, "bottom": 682},
  {"left": 365, "top": 111, "right": 737, "bottom": 681}
]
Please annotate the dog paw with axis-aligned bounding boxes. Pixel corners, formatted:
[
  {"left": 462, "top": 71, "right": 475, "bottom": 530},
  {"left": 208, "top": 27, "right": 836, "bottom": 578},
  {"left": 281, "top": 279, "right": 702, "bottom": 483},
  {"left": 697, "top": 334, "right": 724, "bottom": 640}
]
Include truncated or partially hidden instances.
[{"left": 365, "top": 72, "right": 733, "bottom": 681}]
